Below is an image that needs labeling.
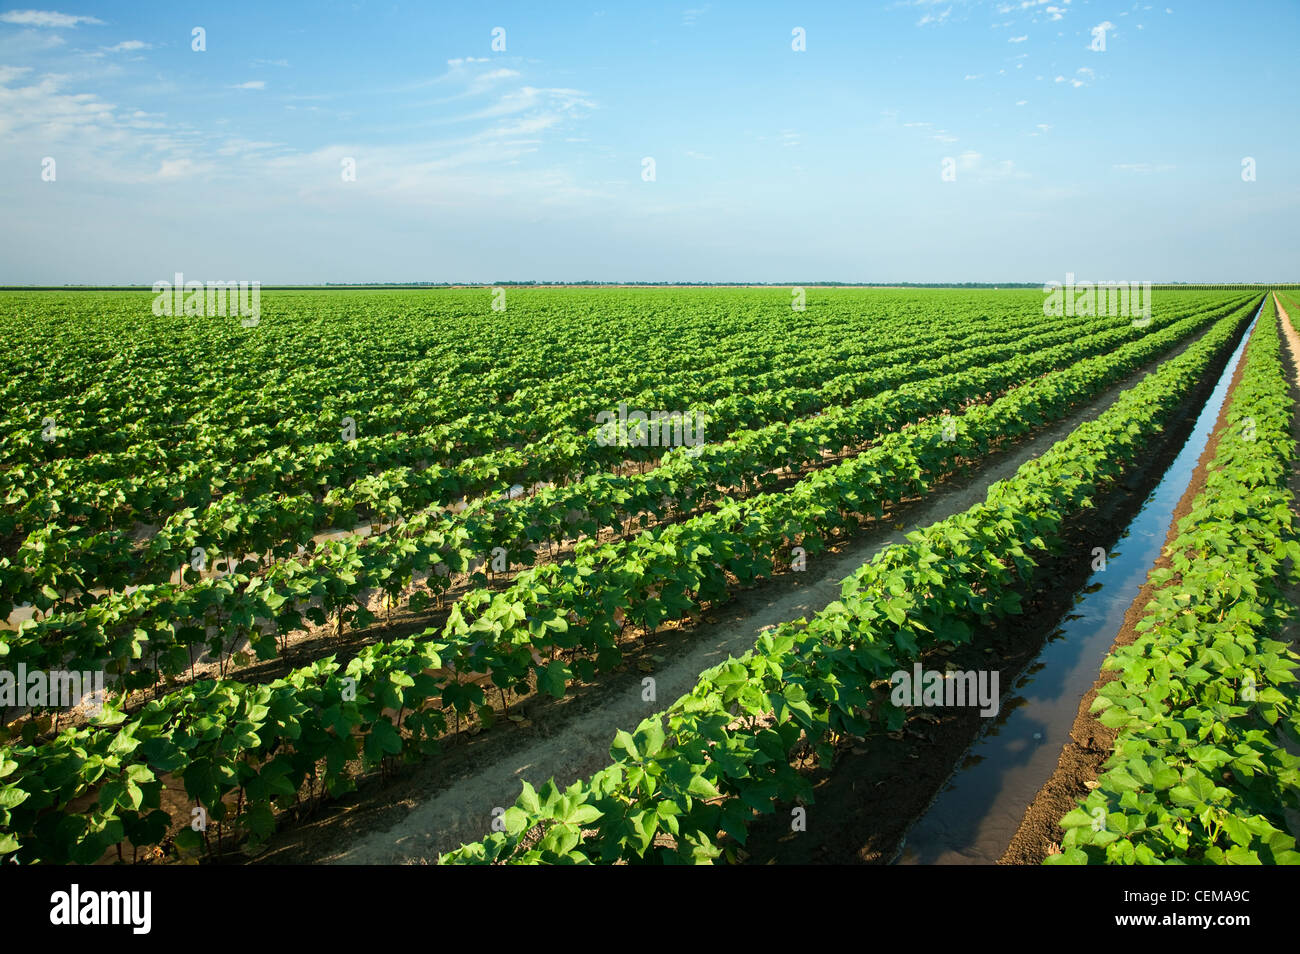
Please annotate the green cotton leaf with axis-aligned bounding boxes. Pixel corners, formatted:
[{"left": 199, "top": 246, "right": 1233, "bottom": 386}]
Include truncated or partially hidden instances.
[
  {"left": 611, "top": 729, "right": 640, "bottom": 762},
  {"left": 92, "top": 705, "right": 128, "bottom": 727},
  {"left": 686, "top": 773, "right": 720, "bottom": 799},
  {"left": 243, "top": 802, "right": 276, "bottom": 840},
  {"left": 567, "top": 804, "right": 602, "bottom": 826},
  {"left": 1058, "top": 808, "right": 1096, "bottom": 829},
  {"left": 633, "top": 719, "right": 665, "bottom": 758},
  {"left": 539, "top": 822, "right": 581, "bottom": 857},
  {"left": 517, "top": 780, "right": 542, "bottom": 815},
  {"left": 1097, "top": 706, "right": 1131, "bottom": 729},
  {"left": 173, "top": 827, "right": 203, "bottom": 856},
  {"left": 1106, "top": 768, "right": 1142, "bottom": 792},
  {"left": 1222, "top": 814, "right": 1252, "bottom": 847},
  {"left": 502, "top": 806, "right": 531, "bottom": 836},
  {"left": 1222, "top": 845, "right": 1263, "bottom": 865},
  {"left": 1150, "top": 764, "right": 1180, "bottom": 790},
  {"left": 538, "top": 661, "right": 571, "bottom": 699},
  {"left": 363, "top": 718, "right": 403, "bottom": 761},
  {"left": 125, "top": 763, "right": 155, "bottom": 785},
  {"left": 1043, "top": 847, "right": 1090, "bottom": 865}
]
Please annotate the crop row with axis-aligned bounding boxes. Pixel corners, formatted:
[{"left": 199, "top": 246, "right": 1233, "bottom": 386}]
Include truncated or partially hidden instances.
[
  {"left": 0, "top": 303, "right": 1108, "bottom": 605},
  {"left": 1, "top": 290, "right": 1077, "bottom": 535},
  {"left": 437, "top": 299, "right": 1257, "bottom": 864},
  {"left": 4, "top": 290, "right": 886, "bottom": 468},
  {"left": 3, "top": 301, "right": 1246, "bottom": 687},
  {"left": 1, "top": 298, "right": 1166, "bottom": 576},
  {"left": 1049, "top": 295, "right": 1300, "bottom": 865},
  {"left": 0, "top": 298, "right": 1255, "bottom": 862}
]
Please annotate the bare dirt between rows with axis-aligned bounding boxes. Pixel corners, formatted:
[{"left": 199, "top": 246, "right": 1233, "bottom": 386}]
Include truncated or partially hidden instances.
[
  {"left": 998, "top": 309, "right": 1267, "bottom": 865},
  {"left": 737, "top": 312, "right": 1254, "bottom": 865},
  {"left": 242, "top": 319, "right": 1238, "bottom": 866}
]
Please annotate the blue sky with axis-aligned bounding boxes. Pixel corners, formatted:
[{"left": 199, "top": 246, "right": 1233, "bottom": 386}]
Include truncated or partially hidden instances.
[{"left": 0, "top": 1, "right": 1295, "bottom": 283}]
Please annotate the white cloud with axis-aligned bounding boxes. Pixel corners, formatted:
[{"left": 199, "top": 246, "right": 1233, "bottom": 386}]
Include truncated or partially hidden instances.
[
  {"left": 0, "top": 71, "right": 116, "bottom": 138},
  {"left": 682, "top": 4, "right": 710, "bottom": 25},
  {"left": 1090, "top": 20, "right": 1116, "bottom": 46},
  {"left": 458, "top": 86, "right": 595, "bottom": 123},
  {"left": 467, "top": 67, "right": 520, "bottom": 93},
  {"left": 1009, "top": 34, "right": 1028, "bottom": 42},
  {"left": 156, "top": 158, "right": 205, "bottom": 179},
  {"left": 954, "top": 150, "right": 1028, "bottom": 181},
  {"left": 0, "top": 9, "right": 103, "bottom": 27},
  {"left": 918, "top": 6, "right": 952, "bottom": 26},
  {"left": 229, "top": 80, "right": 265, "bottom": 90},
  {"left": 103, "top": 40, "right": 149, "bottom": 53},
  {"left": 0, "top": 59, "right": 613, "bottom": 239}
]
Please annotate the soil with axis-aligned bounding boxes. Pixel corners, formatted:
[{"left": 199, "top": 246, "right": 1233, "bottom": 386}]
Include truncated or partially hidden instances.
[{"left": 245, "top": 315, "right": 1244, "bottom": 865}]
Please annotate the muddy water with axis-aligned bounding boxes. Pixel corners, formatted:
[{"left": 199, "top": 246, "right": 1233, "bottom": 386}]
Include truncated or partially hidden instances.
[{"left": 896, "top": 308, "right": 1260, "bottom": 866}]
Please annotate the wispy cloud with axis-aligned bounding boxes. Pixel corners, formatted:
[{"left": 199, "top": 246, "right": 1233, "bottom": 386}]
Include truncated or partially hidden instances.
[
  {"left": 0, "top": 8, "right": 103, "bottom": 27},
  {"left": 682, "top": 4, "right": 710, "bottom": 26},
  {"left": 103, "top": 40, "right": 149, "bottom": 53},
  {"left": 918, "top": 6, "right": 952, "bottom": 27},
  {"left": 956, "top": 150, "right": 1028, "bottom": 182},
  {"left": 229, "top": 80, "right": 265, "bottom": 90}
]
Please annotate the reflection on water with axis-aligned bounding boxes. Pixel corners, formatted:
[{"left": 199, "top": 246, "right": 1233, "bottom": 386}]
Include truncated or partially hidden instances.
[{"left": 897, "top": 308, "right": 1260, "bottom": 865}]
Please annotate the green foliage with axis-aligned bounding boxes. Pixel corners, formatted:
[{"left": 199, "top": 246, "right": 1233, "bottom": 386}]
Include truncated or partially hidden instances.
[
  {"left": 1049, "top": 295, "right": 1300, "bottom": 866},
  {"left": 0, "top": 288, "right": 1269, "bottom": 864}
]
